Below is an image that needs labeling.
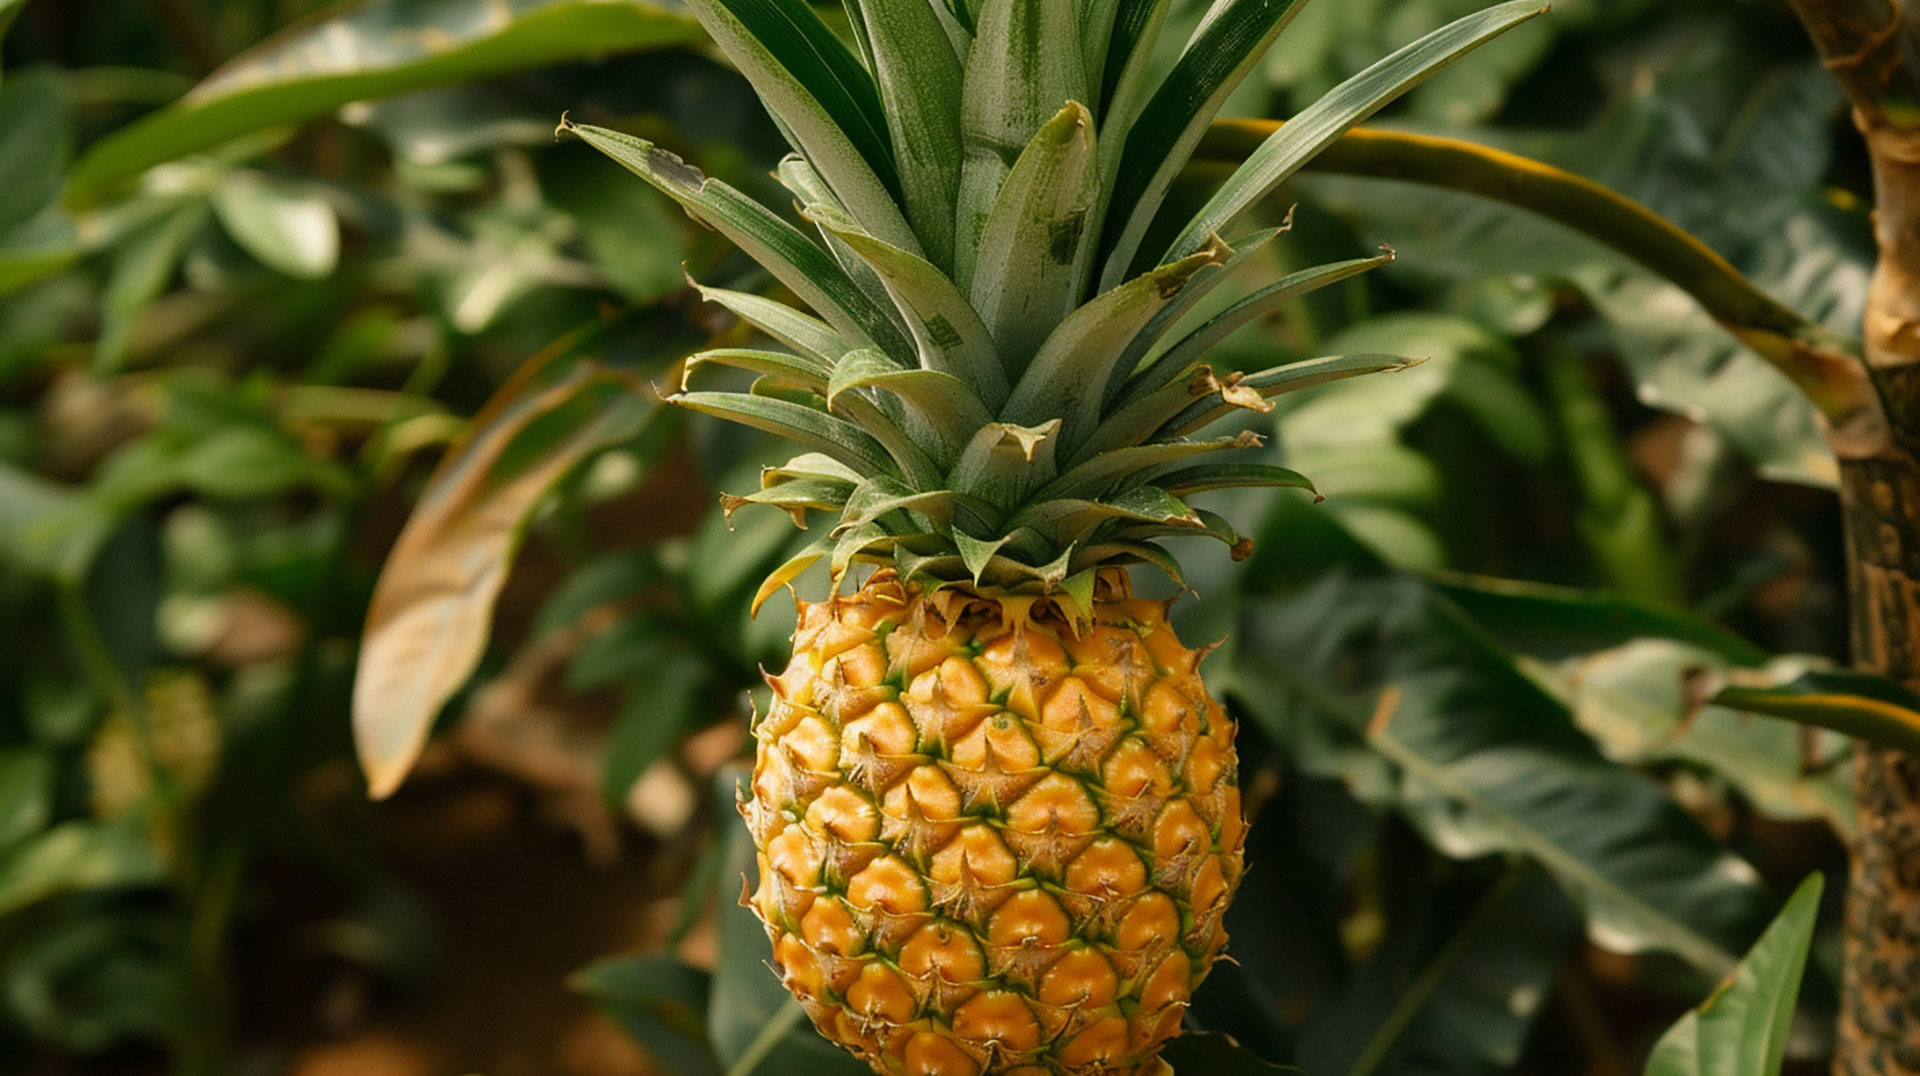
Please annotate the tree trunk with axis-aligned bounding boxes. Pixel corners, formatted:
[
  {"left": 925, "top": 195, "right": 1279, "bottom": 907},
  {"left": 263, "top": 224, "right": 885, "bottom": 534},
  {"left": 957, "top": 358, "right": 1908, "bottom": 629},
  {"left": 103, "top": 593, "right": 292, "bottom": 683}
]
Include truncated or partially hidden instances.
[
  {"left": 1777, "top": 4, "right": 1920, "bottom": 1071},
  {"left": 1841, "top": 453, "right": 1920, "bottom": 1075}
]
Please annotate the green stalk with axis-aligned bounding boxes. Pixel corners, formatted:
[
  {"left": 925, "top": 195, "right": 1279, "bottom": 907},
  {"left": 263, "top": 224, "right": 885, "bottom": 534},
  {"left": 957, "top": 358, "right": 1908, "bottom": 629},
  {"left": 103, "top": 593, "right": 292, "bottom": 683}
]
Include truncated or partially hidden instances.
[{"left": 1192, "top": 121, "right": 1876, "bottom": 425}]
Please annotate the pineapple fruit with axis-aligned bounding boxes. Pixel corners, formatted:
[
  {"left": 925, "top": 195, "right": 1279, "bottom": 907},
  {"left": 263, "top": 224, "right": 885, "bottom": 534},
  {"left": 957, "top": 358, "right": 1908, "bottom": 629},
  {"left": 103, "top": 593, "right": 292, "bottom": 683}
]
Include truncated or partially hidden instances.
[{"left": 564, "top": 0, "right": 1542, "bottom": 1071}]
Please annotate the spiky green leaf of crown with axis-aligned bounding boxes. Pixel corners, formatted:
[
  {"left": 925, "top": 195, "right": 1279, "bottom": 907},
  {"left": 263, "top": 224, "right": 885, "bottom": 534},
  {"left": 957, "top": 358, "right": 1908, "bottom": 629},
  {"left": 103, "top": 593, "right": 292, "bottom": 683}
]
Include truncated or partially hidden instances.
[{"left": 564, "top": 0, "right": 1546, "bottom": 607}]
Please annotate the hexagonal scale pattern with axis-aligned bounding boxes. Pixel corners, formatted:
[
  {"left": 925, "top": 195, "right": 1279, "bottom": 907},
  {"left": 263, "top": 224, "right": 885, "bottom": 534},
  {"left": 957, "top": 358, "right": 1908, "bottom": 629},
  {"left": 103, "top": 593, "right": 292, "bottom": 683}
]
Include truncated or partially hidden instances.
[{"left": 744, "top": 571, "right": 1245, "bottom": 1076}]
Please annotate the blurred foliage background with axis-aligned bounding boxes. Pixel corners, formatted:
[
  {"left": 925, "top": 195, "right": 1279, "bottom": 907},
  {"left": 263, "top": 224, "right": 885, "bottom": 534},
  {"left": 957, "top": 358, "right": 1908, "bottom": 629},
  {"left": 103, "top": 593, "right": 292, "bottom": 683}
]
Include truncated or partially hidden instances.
[{"left": 0, "top": 1, "right": 1875, "bottom": 1074}]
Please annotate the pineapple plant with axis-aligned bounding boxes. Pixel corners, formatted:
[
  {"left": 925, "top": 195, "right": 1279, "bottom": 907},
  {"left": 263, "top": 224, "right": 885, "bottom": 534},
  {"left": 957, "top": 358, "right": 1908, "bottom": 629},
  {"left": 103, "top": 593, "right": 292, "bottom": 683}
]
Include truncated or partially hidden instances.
[{"left": 561, "top": 0, "right": 1544, "bottom": 1071}]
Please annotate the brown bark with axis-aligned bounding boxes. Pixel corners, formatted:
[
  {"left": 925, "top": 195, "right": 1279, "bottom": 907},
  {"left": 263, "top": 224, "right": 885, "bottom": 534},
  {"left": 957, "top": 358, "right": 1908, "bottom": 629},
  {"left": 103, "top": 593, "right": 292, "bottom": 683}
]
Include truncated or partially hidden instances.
[
  {"left": 1841, "top": 454, "right": 1920, "bottom": 1076},
  {"left": 1784, "top": 3, "right": 1920, "bottom": 1073}
]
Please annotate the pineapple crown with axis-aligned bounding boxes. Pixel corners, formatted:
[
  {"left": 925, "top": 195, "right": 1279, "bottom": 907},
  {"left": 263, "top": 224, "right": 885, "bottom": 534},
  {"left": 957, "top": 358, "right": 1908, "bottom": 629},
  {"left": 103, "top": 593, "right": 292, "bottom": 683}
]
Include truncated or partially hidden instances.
[{"left": 563, "top": 0, "right": 1545, "bottom": 613}]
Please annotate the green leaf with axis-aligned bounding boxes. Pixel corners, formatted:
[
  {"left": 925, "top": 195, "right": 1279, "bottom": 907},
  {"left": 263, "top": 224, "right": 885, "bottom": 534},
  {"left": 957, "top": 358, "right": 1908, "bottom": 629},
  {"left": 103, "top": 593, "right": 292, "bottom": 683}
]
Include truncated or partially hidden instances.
[
  {"left": 1155, "top": 461, "right": 1316, "bottom": 496},
  {"left": 1552, "top": 641, "right": 1855, "bottom": 839},
  {"left": 1041, "top": 431, "right": 1263, "bottom": 503},
  {"left": 1163, "top": 353, "right": 1423, "bottom": 434},
  {"left": 0, "top": 749, "right": 52, "bottom": 851},
  {"left": 0, "top": 69, "right": 69, "bottom": 232},
  {"left": 66, "top": 0, "right": 704, "bottom": 203},
  {"left": 0, "top": 819, "right": 166, "bottom": 920},
  {"left": 1099, "top": 0, "right": 1307, "bottom": 287},
  {"left": 573, "top": 954, "right": 723, "bottom": 1076},
  {"left": 826, "top": 348, "right": 990, "bottom": 450},
  {"left": 949, "top": 420, "right": 1060, "bottom": 509},
  {"left": 773, "top": 153, "right": 905, "bottom": 322},
  {"left": 673, "top": 390, "right": 897, "bottom": 478},
  {"left": 1162, "top": 0, "right": 1549, "bottom": 262},
  {"left": 692, "top": 284, "right": 854, "bottom": 368},
  {"left": 954, "top": 0, "right": 1089, "bottom": 290},
  {"left": 1004, "top": 242, "right": 1231, "bottom": 449},
  {"left": 1645, "top": 874, "right": 1824, "bottom": 1076},
  {"left": 1162, "top": 1031, "right": 1302, "bottom": 1073},
  {"left": 354, "top": 350, "right": 657, "bottom": 799},
  {"left": 686, "top": 0, "right": 914, "bottom": 253},
  {"left": 565, "top": 122, "right": 909, "bottom": 357},
  {"left": 1140, "top": 251, "right": 1396, "bottom": 390},
  {"left": 1434, "top": 575, "right": 1769, "bottom": 666},
  {"left": 210, "top": 170, "right": 339, "bottom": 279},
  {"left": 846, "top": 0, "right": 964, "bottom": 270},
  {"left": 969, "top": 101, "right": 1100, "bottom": 362},
  {"left": 1237, "top": 576, "right": 1773, "bottom": 979},
  {"left": 723, "top": 477, "right": 854, "bottom": 527},
  {"left": 688, "top": 348, "right": 831, "bottom": 392},
  {"left": 802, "top": 201, "right": 1007, "bottom": 407},
  {"left": 605, "top": 646, "right": 709, "bottom": 803},
  {"left": 1713, "top": 671, "right": 1920, "bottom": 757},
  {"left": 98, "top": 203, "right": 207, "bottom": 371}
]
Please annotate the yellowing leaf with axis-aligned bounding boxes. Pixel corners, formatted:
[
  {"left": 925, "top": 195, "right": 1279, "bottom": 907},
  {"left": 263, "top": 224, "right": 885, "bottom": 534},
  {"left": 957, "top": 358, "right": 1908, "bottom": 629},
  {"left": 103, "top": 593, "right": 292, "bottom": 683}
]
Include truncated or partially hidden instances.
[{"left": 353, "top": 341, "right": 653, "bottom": 799}]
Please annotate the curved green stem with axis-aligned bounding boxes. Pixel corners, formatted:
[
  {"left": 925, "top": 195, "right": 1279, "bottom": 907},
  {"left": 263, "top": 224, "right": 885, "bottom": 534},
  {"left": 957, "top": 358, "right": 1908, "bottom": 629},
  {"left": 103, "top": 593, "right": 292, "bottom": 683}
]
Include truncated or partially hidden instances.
[{"left": 1194, "top": 120, "right": 1875, "bottom": 425}]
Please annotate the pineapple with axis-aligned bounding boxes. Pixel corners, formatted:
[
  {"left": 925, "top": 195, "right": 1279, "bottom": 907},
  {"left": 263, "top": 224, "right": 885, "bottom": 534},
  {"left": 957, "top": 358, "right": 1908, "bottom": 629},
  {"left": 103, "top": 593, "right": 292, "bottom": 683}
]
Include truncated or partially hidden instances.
[{"left": 564, "top": 0, "right": 1542, "bottom": 1071}]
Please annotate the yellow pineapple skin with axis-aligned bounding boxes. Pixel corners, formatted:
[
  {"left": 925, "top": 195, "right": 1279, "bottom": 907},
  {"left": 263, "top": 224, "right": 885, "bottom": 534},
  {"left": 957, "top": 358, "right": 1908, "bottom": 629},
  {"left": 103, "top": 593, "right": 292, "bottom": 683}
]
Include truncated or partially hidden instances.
[{"left": 744, "top": 570, "right": 1246, "bottom": 1076}]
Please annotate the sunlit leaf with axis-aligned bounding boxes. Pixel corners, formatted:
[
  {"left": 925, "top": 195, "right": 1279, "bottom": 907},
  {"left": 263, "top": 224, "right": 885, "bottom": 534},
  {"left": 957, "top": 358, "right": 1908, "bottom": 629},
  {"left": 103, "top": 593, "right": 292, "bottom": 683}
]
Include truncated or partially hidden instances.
[
  {"left": 353, "top": 342, "right": 658, "bottom": 799},
  {"left": 210, "top": 170, "right": 339, "bottom": 279},
  {"left": 0, "top": 819, "right": 166, "bottom": 920},
  {"left": 67, "top": 0, "right": 705, "bottom": 202},
  {"left": 1645, "top": 873, "right": 1824, "bottom": 1076}
]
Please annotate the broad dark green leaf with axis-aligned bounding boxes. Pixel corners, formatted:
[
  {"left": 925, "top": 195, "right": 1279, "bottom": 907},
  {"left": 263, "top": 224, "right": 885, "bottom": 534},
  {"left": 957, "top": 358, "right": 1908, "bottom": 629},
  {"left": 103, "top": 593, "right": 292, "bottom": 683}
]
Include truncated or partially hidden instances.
[
  {"left": 0, "top": 70, "right": 68, "bottom": 232},
  {"left": 1435, "top": 574, "right": 1769, "bottom": 666},
  {"left": 67, "top": 0, "right": 704, "bottom": 203},
  {"left": 604, "top": 646, "right": 709, "bottom": 802},
  {"left": 1645, "top": 874, "right": 1824, "bottom": 1076},
  {"left": 1235, "top": 576, "right": 1773, "bottom": 978},
  {"left": 0, "top": 820, "right": 167, "bottom": 920},
  {"left": 0, "top": 749, "right": 52, "bottom": 851},
  {"left": 573, "top": 953, "right": 724, "bottom": 1076},
  {"left": 1162, "top": 1031, "right": 1301, "bottom": 1073}
]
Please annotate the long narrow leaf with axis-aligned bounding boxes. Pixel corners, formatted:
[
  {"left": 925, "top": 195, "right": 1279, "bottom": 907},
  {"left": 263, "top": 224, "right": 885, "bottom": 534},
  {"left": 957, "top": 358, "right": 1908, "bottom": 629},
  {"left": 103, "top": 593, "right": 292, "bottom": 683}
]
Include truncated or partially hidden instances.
[
  {"left": 565, "top": 122, "right": 910, "bottom": 359},
  {"left": 955, "top": 0, "right": 1089, "bottom": 290},
  {"left": 692, "top": 283, "right": 854, "bottom": 366},
  {"left": 846, "top": 0, "right": 965, "bottom": 271},
  {"left": 672, "top": 390, "right": 896, "bottom": 476},
  {"left": 684, "top": 0, "right": 918, "bottom": 252},
  {"left": 803, "top": 202, "right": 1008, "bottom": 407},
  {"left": 1098, "top": 0, "right": 1306, "bottom": 288},
  {"left": 1161, "top": 0, "right": 1548, "bottom": 262},
  {"left": 1164, "top": 353, "right": 1423, "bottom": 433},
  {"left": 1003, "top": 241, "right": 1231, "bottom": 450},
  {"left": 970, "top": 102, "right": 1101, "bottom": 362},
  {"left": 68, "top": 0, "right": 704, "bottom": 203},
  {"left": 1138, "top": 250, "right": 1396, "bottom": 392}
]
